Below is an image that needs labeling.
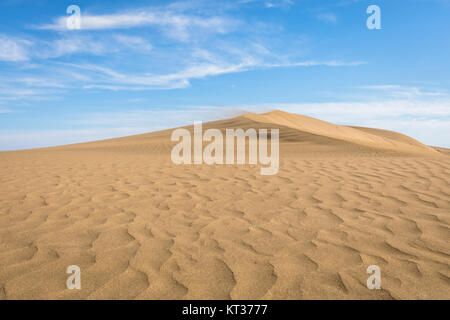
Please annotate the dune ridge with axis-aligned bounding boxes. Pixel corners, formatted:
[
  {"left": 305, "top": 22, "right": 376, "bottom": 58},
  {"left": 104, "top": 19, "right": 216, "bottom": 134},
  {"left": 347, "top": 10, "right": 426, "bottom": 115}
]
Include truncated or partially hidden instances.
[
  {"left": 0, "top": 110, "right": 449, "bottom": 300},
  {"left": 245, "top": 110, "right": 438, "bottom": 155}
]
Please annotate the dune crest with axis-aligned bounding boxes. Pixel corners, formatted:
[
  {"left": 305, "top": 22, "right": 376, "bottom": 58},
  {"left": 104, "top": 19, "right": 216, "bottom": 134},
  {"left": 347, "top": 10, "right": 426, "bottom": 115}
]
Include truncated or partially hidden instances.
[{"left": 245, "top": 110, "right": 437, "bottom": 155}]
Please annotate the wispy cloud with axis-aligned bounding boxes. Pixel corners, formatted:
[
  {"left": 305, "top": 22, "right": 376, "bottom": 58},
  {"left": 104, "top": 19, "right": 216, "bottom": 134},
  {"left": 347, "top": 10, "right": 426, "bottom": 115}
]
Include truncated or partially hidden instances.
[
  {"left": 0, "top": 107, "right": 11, "bottom": 114},
  {"left": 265, "top": 100, "right": 450, "bottom": 120},
  {"left": 37, "top": 8, "right": 239, "bottom": 42},
  {"left": 42, "top": 36, "right": 107, "bottom": 58},
  {"left": 0, "top": 30, "right": 365, "bottom": 98},
  {"left": 0, "top": 33, "right": 155, "bottom": 62},
  {"left": 264, "top": 0, "right": 294, "bottom": 8},
  {"left": 0, "top": 1, "right": 366, "bottom": 101},
  {"left": 39, "top": 58, "right": 364, "bottom": 91},
  {"left": 73, "top": 106, "right": 241, "bottom": 127},
  {"left": 265, "top": 60, "right": 365, "bottom": 68},
  {"left": 317, "top": 13, "right": 338, "bottom": 23},
  {"left": 359, "top": 85, "right": 448, "bottom": 99},
  {"left": 113, "top": 34, "right": 152, "bottom": 51},
  {"left": 60, "top": 61, "right": 254, "bottom": 90},
  {"left": 238, "top": 0, "right": 295, "bottom": 8},
  {"left": 15, "top": 77, "right": 67, "bottom": 88},
  {"left": 0, "top": 34, "right": 31, "bottom": 62}
]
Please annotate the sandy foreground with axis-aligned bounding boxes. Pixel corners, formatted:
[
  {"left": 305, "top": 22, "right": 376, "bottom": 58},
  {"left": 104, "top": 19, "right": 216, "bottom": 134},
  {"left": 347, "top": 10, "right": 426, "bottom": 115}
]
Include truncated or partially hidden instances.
[{"left": 0, "top": 110, "right": 449, "bottom": 299}]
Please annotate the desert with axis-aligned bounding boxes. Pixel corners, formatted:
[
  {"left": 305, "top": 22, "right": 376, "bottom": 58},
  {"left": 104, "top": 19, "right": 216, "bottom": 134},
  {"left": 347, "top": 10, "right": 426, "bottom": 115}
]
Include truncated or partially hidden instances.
[{"left": 0, "top": 110, "right": 448, "bottom": 300}]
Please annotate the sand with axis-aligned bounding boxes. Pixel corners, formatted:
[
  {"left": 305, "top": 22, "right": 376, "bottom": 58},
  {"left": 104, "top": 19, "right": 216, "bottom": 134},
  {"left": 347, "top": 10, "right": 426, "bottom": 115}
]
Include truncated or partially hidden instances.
[{"left": 0, "top": 110, "right": 449, "bottom": 299}]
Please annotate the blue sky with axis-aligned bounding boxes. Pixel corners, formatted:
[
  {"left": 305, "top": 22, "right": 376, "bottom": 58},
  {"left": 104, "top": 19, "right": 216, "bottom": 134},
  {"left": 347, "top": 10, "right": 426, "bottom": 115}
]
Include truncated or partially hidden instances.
[{"left": 0, "top": 0, "right": 449, "bottom": 150}]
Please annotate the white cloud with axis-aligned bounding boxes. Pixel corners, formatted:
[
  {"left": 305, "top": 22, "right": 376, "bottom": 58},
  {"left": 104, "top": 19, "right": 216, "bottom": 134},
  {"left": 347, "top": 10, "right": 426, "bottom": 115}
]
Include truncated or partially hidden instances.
[
  {"left": 0, "top": 3, "right": 365, "bottom": 97},
  {"left": 0, "top": 33, "right": 153, "bottom": 62},
  {"left": 15, "top": 77, "right": 67, "bottom": 88},
  {"left": 0, "top": 53, "right": 366, "bottom": 104},
  {"left": 0, "top": 80, "right": 64, "bottom": 104},
  {"left": 266, "top": 100, "right": 450, "bottom": 120},
  {"left": 46, "top": 37, "right": 107, "bottom": 58},
  {"left": 241, "top": 0, "right": 295, "bottom": 9},
  {"left": 63, "top": 60, "right": 256, "bottom": 90},
  {"left": 317, "top": 13, "right": 338, "bottom": 23},
  {"left": 113, "top": 34, "right": 152, "bottom": 51},
  {"left": 37, "top": 9, "right": 239, "bottom": 41},
  {"left": 0, "top": 2, "right": 366, "bottom": 109},
  {"left": 56, "top": 58, "right": 363, "bottom": 91},
  {"left": 265, "top": 0, "right": 294, "bottom": 8},
  {"left": 73, "top": 106, "right": 241, "bottom": 127},
  {"left": 359, "top": 85, "right": 447, "bottom": 99},
  {"left": 35, "top": 34, "right": 153, "bottom": 59},
  {"left": 0, "top": 35, "right": 31, "bottom": 62},
  {"left": 265, "top": 60, "right": 366, "bottom": 68}
]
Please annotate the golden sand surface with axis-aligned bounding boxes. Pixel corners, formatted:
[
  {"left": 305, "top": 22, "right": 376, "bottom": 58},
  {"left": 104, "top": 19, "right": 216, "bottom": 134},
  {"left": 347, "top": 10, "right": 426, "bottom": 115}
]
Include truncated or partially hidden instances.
[{"left": 0, "top": 111, "right": 449, "bottom": 299}]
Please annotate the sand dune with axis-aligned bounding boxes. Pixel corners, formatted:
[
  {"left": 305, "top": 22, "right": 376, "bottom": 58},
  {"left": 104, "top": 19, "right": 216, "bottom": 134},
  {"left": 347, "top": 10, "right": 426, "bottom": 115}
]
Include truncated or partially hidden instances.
[{"left": 0, "top": 110, "right": 449, "bottom": 299}]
